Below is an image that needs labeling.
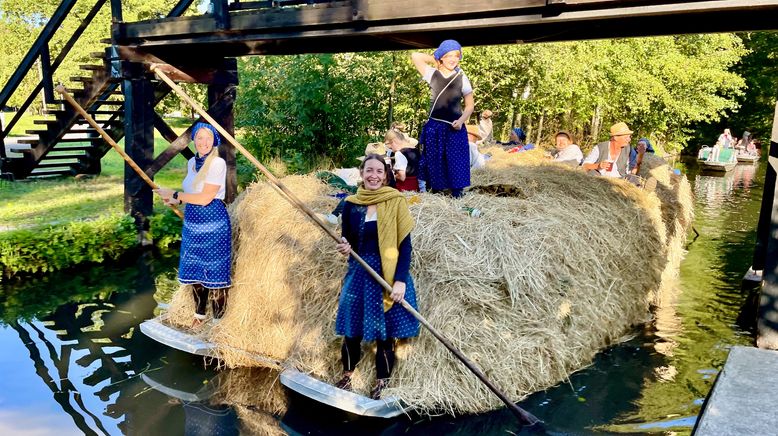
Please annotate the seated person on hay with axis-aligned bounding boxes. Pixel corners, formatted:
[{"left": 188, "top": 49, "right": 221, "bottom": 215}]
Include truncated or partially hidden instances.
[
  {"left": 498, "top": 127, "right": 535, "bottom": 153},
  {"left": 629, "top": 137, "right": 655, "bottom": 175},
  {"left": 550, "top": 130, "right": 583, "bottom": 166},
  {"left": 466, "top": 125, "right": 488, "bottom": 169},
  {"left": 334, "top": 154, "right": 420, "bottom": 400},
  {"left": 582, "top": 122, "right": 633, "bottom": 179},
  {"left": 384, "top": 126, "right": 421, "bottom": 192}
]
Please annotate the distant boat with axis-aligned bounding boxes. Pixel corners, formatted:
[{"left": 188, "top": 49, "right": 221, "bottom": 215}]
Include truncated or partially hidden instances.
[
  {"left": 737, "top": 154, "right": 759, "bottom": 163},
  {"left": 699, "top": 147, "right": 736, "bottom": 173}
]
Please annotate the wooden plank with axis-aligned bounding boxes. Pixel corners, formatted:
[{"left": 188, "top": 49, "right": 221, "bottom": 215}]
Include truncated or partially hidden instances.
[{"left": 123, "top": 0, "right": 778, "bottom": 56}]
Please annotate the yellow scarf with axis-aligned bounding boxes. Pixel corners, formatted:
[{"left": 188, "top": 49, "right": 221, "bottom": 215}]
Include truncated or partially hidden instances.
[{"left": 346, "top": 186, "right": 415, "bottom": 311}]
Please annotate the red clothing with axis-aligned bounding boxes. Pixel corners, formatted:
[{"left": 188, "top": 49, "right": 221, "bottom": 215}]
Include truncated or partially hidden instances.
[{"left": 396, "top": 175, "right": 419, "bottom": 192}]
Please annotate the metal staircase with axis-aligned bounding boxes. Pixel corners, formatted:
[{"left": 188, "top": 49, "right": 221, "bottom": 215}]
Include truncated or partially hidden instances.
[{"left": 0, "top": 0, "right": 195, "bottom": 180}]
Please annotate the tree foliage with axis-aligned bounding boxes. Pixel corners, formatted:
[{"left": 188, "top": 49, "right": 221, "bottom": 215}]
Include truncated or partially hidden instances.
[{"left": 237, "top": 34, "right": 747, "bottom": 169}]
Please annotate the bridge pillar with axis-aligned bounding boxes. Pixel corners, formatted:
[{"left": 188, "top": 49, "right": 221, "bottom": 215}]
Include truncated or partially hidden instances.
[
  {"left": 757, "top": 101, "right": 778, "bottom": 349},
  {"left": 122, "top": 75, "right": 155, "bottom": 245},
  {"left": 208, "top": 81, "right": 237, "bottom": 203}
]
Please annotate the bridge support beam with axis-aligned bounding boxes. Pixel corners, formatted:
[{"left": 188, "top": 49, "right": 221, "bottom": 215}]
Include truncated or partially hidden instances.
[
  {"left": 208, "top": 80, "right": 237, "bottom": 203},
  {"left": 757, "top": 101, "right": 778, "bottom": 349},
  {"left": 122, "top": 75, "right": 155, "bottom": 245}
]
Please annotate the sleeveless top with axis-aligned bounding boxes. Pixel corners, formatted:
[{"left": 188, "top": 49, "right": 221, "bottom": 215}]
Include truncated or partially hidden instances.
[{"left": 428, "top": 70, "right": 464, "bottom": 123}]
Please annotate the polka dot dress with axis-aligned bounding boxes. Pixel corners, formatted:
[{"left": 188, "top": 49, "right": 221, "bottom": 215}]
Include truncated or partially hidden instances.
[
  {"left": 419, "top": 118, "right": 471, "bottom": 191},
  {"left": 335, "top": 210, "right": 420, "bottom": 341},
  {"left": 178, "top": 202, "right": 232, "bottom": 289}
]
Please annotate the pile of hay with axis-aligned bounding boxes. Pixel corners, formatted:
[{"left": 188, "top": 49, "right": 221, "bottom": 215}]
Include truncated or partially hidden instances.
[{"left": 164, "top": 154, "right": 692, "bottom": 415}]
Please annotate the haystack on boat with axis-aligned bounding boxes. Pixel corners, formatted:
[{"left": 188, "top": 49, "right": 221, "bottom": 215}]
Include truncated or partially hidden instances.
[{"left": 147, "top": 150, "right": 693, "bottom": 416}]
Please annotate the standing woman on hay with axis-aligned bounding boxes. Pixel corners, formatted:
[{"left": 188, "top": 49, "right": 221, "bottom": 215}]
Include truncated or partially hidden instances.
[
  {"left": 334, "top": 154, "right": 420, "bottom": 399},
  {"left": 155, "top": 122, "right": 231, "bottom": 327},
  {"left": 412, "top": 39, "right": 475, "bottom": 198}
]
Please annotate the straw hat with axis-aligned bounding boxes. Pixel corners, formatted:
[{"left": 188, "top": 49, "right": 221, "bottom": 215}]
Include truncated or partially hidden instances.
[
  {"left": 356, "top": 142, "right": 387, "bottom": 161},
  {"left": 466, "top": 125, "right": 482, "bottom": 140},
  {"left": 609, "top": 122, "right": 633, "bottom": 136}
]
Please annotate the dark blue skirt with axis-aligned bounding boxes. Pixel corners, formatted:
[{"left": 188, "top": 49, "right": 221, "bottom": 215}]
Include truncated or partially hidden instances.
[
  {"left": 335, "top": 253, "right": 420, "bottom": 341},
  {"left": 178, "top": 200, "right": 232, "bottom": 289},
  {"left": 419, "top": 118, "right": 471, "bottom": 191}
]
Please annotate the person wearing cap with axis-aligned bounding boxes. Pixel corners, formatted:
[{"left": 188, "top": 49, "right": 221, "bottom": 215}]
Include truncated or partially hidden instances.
[
  {"left": 384, "top": 127, "right": 420, "bottom": 192},
  {"left": 155, "top": 123, "right": 231, "bottom": 327},
  {"left": 582, "top": 122, "right": 633, "bottom": 178},
  {"left": 466, "top": 125, "right": 487, "bottom": 169},
  {"left": 478, "top": 110, "right": 494, "bottom": 144},
  {"left": 551, "top": 131, "right": 583, "bottom": 166},
  {"left": 411, "top": 39, "right": 475, "bottom": 198},
  {"left": 629, "top": 138, "right": 656, "bottom": 174}
]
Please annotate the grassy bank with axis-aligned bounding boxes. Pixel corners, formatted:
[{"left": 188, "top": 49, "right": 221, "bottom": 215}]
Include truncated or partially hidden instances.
[{"left": 0, "top": 119, "right": 200, "bottom": 278}]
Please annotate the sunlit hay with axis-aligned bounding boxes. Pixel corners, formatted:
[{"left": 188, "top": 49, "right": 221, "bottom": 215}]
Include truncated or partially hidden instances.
[
  {"left": 635, "top": 154, "right": 694, "bottom": 303},
  {"left": 481, "top": 146, "right": 547, "bottom": 168},
  {"left": 234, "top": 406, "right": 286, "bottom": 436},
  {"left": 208, "top": 176, "right": 342, "bottom": 367},
  {"left": 161, "top": 158, "right": 689, "bottom": 414},
  {"left": 210, "top": 367, "right": 288, "bottom": 416}
]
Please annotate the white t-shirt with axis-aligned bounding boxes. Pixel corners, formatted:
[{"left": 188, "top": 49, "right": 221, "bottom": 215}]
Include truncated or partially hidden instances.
[
  {"left": 182, "top": 156, "right": 227, "bottom": 200},
  {"left": 393, "top": 151, "right": 408, "bottom": 172},
  {"left": 469, "top": 142, "right": 486, "bottom": 169},
  {"left": 553, "top": 144, "right": 584, "bottom": 165},
  {"left": 422, "top": 66, "right": 473, "bottom": 96},
  {"left": 583, "top": 146, "right": 621, "bottom": 178}
]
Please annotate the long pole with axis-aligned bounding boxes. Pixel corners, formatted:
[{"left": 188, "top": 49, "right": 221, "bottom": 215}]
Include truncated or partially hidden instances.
[
  {"left": 55, "top": 85, "right": 184, "bottom": 220},
  {"left": 151, "top": 66, "right": 541, "bottom": 427}
]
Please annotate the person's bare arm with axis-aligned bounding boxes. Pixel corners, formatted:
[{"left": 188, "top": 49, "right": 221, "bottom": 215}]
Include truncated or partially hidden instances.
[{"left": 411, "top": 52, "right": 436, "bottom": 76}]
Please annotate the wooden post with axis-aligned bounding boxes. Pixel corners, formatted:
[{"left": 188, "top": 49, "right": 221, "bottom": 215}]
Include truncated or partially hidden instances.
[
  {"left": 757, "top": 101, "right": 778, "bottom": 349},
  {"left": 752, "top": 101, "right": 778, "bottom": 273},
  {"left": 208, "top": 80, "right": 237, "bottom": 203},
  {"left": 122, "top": 77, "right": 155, "bottom": 244}
]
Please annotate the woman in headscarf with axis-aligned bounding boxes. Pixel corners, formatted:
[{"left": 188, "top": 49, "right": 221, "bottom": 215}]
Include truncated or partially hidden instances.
[
  {"left": 155, "top": 123, "right": 232, "bottom": 327},
  {"left": 411, "top": 39, "right": 475, "bottom": 198},
  {"left": 629, "top": 137, "right": 655, "bottom": 174},
  {"left": 333, "top": 154, "right": 420, "bottom": 400}
]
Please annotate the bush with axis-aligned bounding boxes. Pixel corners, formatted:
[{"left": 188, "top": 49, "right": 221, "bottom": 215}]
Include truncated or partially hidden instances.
[{"left": 0, "top": 212, "right": 183, "bottom": 278}]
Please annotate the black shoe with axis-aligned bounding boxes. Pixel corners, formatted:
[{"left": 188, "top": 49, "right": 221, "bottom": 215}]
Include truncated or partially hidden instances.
[
  {"left": 335, "top": 374, "right": 352, "bottom": 391},
  {"left": 370, "top": 378, "right": 389, "bottom": 400}
]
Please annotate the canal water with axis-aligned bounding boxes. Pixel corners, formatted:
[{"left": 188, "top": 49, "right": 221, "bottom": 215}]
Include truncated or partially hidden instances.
[{"left": 0, "top": 160, "right": 763, "bottom": 435}]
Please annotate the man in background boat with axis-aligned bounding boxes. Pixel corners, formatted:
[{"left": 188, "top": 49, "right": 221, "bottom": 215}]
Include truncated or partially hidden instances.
[
  {"left": 716, "top": 128, "right": 734, "bottom": 148},
  {"left": 550, "top": 130, "right": 583, "bottom": 166},
  {"left": 582, "top": 122, "right": 633, "bottom": 178}
]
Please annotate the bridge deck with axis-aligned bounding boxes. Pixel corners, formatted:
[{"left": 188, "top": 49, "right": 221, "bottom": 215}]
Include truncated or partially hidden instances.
[{"left": 115, "top": 0, "right": 778, "bottom": 61}]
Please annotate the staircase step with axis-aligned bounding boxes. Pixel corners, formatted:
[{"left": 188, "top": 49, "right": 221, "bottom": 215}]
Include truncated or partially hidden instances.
[
  {"left": 43, "top": 153, "right": 86, "bottom": 160},
  {"left": 91, "top": 100, "right": 124, "bottom": 106},
  {"left": 90, "top": 51, "right": 106, "bottom": 59},
  {"left": 19, "top": 136, "right": 99, "bottom": 145},
  {"left": 99, "top": 38, "right": 112, "bottom": 44},
  {"left": 79, "top": 65, "right": 105, "bottom": 71},
  {"left": 37, "top": 161, "right": 80, "bottom": 168},
  {"left": 33, "top": 120, "right": 59, "bottom": 125},
  {"left": 70, "top": 76, "right": 93, "bottom": 83},
  {"left": 53, "top": 144, "right": 97, "bottom": 151},
  {"left": 29, "top": 169, "right": 76, "bottom": 178},
  {"left": 88, "top": 110, "right": 124, "bottom": 115}
]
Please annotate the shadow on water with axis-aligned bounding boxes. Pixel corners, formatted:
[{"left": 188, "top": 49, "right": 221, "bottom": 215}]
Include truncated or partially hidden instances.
[{"left": 0, "top": 156, "right": 770, "bottom": 435}]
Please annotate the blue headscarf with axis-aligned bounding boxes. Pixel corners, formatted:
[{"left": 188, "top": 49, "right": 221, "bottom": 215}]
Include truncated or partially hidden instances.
[
  {"left": 637, "top": 138, "right": 655, "bottom": 153},
  {"left": 512, "top": 127, "right": 527, "bottom": 143},
  {"left": 433, "top": 39, "right": 463, "bottom": 61},
  {"left": 191, "top": 122, "right": 221, "bottom": 147}
]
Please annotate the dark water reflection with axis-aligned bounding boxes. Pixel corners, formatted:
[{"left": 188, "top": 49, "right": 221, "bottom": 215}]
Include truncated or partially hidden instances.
[{"left": 0, "top": 158, "right": 764, "bottom": 435}]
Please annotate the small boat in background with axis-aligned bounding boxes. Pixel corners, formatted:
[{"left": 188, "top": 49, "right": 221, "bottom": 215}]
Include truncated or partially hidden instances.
[{"left": 699, "top": 146, "right": 737, "bottom": 173}]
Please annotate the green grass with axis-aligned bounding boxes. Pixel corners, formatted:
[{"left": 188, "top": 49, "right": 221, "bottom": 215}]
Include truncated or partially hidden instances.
[
  {"left": 2, "top": 112, "right": 53, "bottom": 137},
  {"left": 0, "top": 130, "right": 191, "bottom": 228}
]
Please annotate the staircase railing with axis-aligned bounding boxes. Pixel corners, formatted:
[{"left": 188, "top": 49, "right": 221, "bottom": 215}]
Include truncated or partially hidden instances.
[
  {"left": 0, "top": 0, "right": 106, "bottom": 158},
  {"left": 0, "top": 0, "right": 198, "bottom": 161}
]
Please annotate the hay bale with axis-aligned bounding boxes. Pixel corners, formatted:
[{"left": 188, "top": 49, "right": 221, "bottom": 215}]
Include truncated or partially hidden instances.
[{"left": 161, "top": 155, "right": 692, "bottom": 415}]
